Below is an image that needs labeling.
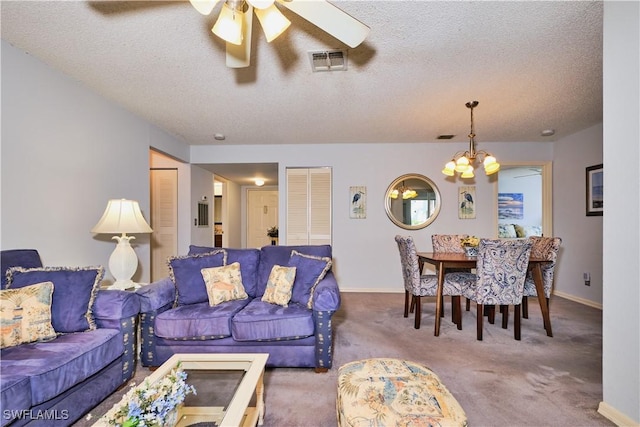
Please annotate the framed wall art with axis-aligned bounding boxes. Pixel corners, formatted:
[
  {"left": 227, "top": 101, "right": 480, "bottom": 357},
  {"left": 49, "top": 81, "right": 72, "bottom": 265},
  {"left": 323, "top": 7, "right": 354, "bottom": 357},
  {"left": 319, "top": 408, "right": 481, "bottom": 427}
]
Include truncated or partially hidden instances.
[
  {"left": 586, "top": 164, "right": 603, "bottom": 216},
  {"left": 350, "top": 186, "right": 366, "bottom": 219},
  {"left": 458, "top": 186, "right": 476, "bottom": 219},
  {"left": 498, "top": 193, "right": 524, "bottom": 220}
]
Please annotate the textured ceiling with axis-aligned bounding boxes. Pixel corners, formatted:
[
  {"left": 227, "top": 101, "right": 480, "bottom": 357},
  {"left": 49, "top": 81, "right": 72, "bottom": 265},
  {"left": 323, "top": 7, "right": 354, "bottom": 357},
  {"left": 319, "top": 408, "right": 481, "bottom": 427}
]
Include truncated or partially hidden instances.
[{"left": 2, "top": 0, "right": 603, "bottom": 151}]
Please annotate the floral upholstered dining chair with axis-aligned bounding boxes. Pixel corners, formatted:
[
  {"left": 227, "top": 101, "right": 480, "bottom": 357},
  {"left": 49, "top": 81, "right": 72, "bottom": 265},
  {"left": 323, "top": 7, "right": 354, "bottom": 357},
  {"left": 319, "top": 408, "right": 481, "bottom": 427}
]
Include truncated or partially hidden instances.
[
  {"left": 522, "top": 236, "right": 562, "bottom": 322},
  {"left": 462, "top": 238, "right": 533, "bottom": 340},
  {"left": 395, "top": 235, "right": 464, "bottom": 329},
  {"left": 431, "top": 234, "right": 473, "bottom": 319}
]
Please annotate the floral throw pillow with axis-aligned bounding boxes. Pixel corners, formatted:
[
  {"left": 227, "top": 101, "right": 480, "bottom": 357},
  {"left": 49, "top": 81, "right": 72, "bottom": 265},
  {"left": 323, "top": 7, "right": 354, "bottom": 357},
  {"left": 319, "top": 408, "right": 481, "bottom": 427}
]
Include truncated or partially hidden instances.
[
  {"left": 0, "top": 281, "right": 57, "bottom": 349},
  {"left": 261, "top": 265, "right": 296, "bottom": 307},
  {"left": 201, "top": 262, "right": 248, "bottom": 306}
]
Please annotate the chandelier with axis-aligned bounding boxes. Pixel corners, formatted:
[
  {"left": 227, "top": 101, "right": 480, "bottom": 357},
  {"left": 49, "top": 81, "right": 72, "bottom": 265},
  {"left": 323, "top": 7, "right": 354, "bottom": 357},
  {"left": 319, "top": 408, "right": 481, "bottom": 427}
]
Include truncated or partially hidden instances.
[
  {"left": 442, "top": 101, "right": 500, "bottom": 179},
  {"left": 389, "top": 182, "right": 418, "bottom": 200}
]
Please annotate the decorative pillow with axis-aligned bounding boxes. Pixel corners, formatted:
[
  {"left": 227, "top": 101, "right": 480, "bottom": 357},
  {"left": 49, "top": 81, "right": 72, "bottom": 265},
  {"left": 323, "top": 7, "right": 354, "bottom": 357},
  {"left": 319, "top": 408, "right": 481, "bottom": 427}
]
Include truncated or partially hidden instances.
[
  {"left": 201, "top": 262, "right": 248, "bottom": 306},
  {"left": 261, "top": 265, "right": 296, "bottom": 307},
  {"left": 169, "top": 250, "right": 227, "bottom": 306},
  {"left": 514, "top": 224, "right": 526, "bottom": 238},
  {"left": 498, "top": 224, "right": 517, "bottom": 238},
  {"left": 288, "top": 250, "right": 332, "bottom": 308},
  {"left": 0, "top": 281, "right": 56, "bottom": 349},
  {"left": 6, "top": 266, "right": 103, "bottom": 333}
]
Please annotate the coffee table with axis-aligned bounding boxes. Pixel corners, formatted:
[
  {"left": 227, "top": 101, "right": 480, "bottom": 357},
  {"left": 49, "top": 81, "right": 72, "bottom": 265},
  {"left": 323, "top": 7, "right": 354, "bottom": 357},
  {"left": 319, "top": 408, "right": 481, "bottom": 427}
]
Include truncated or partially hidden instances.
[{"left": 98, "top": 353, "right": 268, "bottom": 427}]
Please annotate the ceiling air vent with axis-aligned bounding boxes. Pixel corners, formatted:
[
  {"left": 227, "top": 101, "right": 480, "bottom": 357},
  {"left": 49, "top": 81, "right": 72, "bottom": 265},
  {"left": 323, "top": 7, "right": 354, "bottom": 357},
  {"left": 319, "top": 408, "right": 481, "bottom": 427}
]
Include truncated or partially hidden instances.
[
  {"left": 437, "top": 135, "right": 455, "bottom": 140},
  {"left": 309, "top": 50, "right": 347, "bottom": 72}
]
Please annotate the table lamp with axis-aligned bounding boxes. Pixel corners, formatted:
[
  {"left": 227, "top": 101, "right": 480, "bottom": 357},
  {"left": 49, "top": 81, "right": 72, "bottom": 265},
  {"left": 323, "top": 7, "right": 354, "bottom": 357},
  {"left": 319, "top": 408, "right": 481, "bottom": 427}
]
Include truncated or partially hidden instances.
[{"left": 91, "top": 199, "right": 153, "bottom": 290}]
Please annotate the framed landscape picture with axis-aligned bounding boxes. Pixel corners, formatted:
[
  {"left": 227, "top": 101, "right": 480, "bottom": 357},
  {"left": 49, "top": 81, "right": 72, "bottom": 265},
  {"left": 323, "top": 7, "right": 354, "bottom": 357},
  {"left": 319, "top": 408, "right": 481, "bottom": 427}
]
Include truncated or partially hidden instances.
[
  {"left": 498, "top": 193, "right": 524, "bottom": 220},
  {"left": 586, "top": 164, "right": 603, "bottom": 216}
]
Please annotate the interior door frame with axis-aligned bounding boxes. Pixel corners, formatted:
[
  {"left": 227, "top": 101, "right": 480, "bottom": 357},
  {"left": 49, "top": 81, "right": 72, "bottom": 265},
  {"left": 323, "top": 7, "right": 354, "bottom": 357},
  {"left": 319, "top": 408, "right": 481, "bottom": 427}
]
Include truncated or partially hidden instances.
[{"left": 493, "top": 161, "right": 553, "bottom": 237}]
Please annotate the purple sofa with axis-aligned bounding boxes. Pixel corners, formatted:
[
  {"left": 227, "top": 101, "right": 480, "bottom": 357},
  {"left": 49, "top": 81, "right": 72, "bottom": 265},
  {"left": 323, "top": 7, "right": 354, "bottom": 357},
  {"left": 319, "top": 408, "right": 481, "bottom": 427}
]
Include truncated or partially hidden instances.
[
  {"left": 0, "top": 250, "right": 139, "bottom": 426},
  {"left": 136, "top": 245, "right": 340, "bottom": 371}
]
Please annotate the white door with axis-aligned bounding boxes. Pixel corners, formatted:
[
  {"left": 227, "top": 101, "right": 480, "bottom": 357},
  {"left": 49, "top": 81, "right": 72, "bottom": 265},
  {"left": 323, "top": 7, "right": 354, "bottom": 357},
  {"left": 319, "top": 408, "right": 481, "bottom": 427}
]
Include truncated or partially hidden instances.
[
  {"left": 150, "top": 169, "right": 178, "bottom": 281},
  {"left": 247, "top": 189, "right": 278, "bottom": 248}
]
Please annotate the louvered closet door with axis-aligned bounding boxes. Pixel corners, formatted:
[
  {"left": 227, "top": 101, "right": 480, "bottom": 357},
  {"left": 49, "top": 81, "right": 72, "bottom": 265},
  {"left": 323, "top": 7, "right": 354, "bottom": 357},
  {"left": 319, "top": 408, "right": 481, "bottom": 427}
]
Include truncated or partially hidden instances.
[
  {"left": 150, "top": 169, "right": 178, "bottom": 282},
  {"left": 286, "top": 167, "right": 332, "bottom": 245}
]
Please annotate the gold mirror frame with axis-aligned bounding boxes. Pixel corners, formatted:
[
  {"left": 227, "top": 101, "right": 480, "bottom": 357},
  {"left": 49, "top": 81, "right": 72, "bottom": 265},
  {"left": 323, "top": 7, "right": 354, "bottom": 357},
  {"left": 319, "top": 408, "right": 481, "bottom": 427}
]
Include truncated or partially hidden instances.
[{"left": 384, "top": 173, "right": 442, "bottom": 230}]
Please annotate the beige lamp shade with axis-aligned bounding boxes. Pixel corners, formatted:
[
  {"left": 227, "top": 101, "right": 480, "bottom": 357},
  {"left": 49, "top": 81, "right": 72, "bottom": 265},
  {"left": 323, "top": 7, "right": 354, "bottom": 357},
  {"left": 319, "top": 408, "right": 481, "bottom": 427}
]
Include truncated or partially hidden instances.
[
  {"left": 189, "top": 0, "right": 220, "bottom": 15},
  {"left": 91, "top": 199, "right": 152, "bottom": 235},
  {"left": 255, "top": 4, "right": 291, "bottom": 42},
  {"left": 212, "top": 2, "right": 244, "bottom": 45}
]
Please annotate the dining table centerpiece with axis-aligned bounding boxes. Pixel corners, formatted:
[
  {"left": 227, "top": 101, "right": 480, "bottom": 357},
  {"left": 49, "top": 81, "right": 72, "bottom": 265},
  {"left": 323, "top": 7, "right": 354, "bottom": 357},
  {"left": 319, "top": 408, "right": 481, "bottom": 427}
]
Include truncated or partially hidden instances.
[
  {"left": 460, "top": 236, "right": 480, "bottom": 257},
  {"left": 99, "top": 363, "right": 196, "bottom": 427}
]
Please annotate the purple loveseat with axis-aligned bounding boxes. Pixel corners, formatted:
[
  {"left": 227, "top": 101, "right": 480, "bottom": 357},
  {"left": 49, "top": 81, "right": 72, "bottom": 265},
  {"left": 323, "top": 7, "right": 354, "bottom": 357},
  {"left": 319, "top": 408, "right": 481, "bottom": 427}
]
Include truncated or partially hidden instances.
[
  {"left": 0, "top": 250, "right": 139, "bottom": 426},
  {"left": 136, "top": 245, "right": 340, "bottom": 372}
]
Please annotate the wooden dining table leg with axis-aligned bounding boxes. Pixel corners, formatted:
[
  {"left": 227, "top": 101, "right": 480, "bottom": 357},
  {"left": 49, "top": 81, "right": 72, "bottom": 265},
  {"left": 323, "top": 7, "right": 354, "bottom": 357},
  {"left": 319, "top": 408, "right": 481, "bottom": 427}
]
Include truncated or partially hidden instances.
[
  {"left": 532, "top": 263, "right": 553, "bottom": 337},
  {"left": 434, "top": 261, "right": 445, "bottom": 336}
]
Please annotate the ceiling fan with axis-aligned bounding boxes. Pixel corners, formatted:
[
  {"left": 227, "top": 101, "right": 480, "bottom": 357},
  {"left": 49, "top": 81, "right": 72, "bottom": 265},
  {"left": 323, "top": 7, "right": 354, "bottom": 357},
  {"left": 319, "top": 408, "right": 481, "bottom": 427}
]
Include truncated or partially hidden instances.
[{"left": 189, "top": 0, "right": 370, "bottom": 68}]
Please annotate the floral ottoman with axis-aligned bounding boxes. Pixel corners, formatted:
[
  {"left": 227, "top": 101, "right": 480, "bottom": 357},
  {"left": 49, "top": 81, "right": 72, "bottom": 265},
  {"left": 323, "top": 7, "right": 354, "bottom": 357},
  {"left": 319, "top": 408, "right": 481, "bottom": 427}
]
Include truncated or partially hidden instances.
[{"left": 337, "top": 358, "right": 467, "bottom": 427}]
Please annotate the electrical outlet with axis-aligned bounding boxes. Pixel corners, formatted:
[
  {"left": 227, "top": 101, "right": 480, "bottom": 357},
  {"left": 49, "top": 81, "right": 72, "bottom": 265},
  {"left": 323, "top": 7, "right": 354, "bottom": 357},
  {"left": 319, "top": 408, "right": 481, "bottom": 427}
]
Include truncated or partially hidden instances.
[{"left": 583, "top": 272, "right": 591, "bottom": 286}]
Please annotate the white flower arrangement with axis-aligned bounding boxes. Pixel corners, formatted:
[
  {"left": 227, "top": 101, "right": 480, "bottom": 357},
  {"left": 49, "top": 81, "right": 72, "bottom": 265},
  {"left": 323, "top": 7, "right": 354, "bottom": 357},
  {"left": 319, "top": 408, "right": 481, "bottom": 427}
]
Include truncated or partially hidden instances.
[{"left": 100, "top": 363, "right": 196, "bottom": 427}]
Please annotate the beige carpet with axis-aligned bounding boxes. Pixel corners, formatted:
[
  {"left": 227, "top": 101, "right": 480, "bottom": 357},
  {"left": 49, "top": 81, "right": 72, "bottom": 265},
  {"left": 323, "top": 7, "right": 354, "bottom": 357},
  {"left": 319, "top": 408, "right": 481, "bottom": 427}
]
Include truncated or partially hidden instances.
[{"left": 77, "top": 292, "right": 612, "bottom": 427}]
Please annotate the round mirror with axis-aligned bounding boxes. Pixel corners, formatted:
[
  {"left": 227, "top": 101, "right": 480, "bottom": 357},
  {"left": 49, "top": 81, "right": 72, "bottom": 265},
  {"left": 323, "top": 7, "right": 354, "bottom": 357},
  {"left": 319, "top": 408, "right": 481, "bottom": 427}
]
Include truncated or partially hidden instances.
[{"left": 384, "top": 174, "right": 441, "bottom": 229}]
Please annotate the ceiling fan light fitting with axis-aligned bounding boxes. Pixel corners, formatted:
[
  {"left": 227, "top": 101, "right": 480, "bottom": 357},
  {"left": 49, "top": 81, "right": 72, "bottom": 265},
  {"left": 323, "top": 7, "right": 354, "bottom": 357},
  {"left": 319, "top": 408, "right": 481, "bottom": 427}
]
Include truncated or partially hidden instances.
[
  {"left": 255, "top": 4, "right": 291, "bottom": 42},
  {"left": 212, "top": 2, "right": 244, "bottom": 45}
]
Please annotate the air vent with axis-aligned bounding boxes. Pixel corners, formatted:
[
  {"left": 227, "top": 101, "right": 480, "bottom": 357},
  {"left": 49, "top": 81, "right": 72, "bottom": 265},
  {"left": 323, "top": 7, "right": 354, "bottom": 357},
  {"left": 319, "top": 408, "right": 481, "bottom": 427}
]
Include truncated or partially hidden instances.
[
  {"left": 437, "top": 135, "right": 455, "bottom": 140},
  {"left": 309, "top": 50, "right": 347, "bottom": 72}
]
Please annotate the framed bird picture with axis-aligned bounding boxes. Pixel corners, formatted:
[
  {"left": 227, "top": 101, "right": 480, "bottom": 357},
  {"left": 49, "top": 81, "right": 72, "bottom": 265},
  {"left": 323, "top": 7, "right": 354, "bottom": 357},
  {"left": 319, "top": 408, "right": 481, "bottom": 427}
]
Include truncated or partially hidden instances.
[
  {"left": 350, "top": 186, "right": 366, "bottom": 219},
  {"left": 459, "top": 186, "right": 476, "bottom": 219}
]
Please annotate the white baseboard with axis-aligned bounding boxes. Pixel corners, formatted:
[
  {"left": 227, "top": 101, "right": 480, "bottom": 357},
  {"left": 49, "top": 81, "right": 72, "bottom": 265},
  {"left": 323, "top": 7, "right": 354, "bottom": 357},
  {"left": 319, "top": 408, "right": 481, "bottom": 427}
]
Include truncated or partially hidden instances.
[
  {"left": 339, "top": 288, "right": 402, "bottom": 293},
  {"left": 598, "top": 401, "right": 640, "bottom": 426},
  {"left": 340, "top": 288, "right": 603, "bottom": 311},
  {"left": 553, "top": 290, "right": 602, "bottom": 310}
]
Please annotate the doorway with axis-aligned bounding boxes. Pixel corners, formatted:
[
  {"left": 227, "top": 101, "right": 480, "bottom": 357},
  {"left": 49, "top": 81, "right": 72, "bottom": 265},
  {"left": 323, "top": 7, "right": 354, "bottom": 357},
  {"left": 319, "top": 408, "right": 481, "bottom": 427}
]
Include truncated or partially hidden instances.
[
  {"left": 495, "top": 162, "right": 553, "bottom": 237},
  {"left": 246, "top": 188, "right": 279, "bottom": 248}
]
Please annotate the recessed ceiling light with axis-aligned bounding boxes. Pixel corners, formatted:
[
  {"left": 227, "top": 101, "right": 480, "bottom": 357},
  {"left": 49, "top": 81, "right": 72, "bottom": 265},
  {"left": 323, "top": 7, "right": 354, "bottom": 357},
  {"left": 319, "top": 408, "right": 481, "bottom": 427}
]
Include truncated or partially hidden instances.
[
  {"left": 541, "top": 129, "right": 555, "bottom": 137},
  {"left": 214, "top": 133, "right": 226, "bottom": 141},
  {"left": 255, "top": 178, "right": 265, "bottom": 187}
]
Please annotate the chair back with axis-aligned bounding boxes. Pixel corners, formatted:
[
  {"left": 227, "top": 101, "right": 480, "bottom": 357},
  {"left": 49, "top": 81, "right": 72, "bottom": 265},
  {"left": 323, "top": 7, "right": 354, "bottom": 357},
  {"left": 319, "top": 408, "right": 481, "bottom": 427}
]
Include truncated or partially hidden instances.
[
  {"left": 474, "top": 239, "right": 533, "bottom": 305},
  {"left": 528, "top": 236, "right": 562, "bottom": 297},
  {"left": 431, "top": 234, "right": 468, "bottom": 253},
  {"left": 395, "top": 235, "right": 421, "bottom": 293}
]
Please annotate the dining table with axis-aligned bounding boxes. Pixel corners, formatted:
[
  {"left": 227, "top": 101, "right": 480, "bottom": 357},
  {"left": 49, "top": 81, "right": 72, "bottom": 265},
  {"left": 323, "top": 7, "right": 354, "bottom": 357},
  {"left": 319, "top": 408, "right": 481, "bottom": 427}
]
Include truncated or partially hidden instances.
[{"left": 417, "top": 252, "right": 553, "bottom": 337}]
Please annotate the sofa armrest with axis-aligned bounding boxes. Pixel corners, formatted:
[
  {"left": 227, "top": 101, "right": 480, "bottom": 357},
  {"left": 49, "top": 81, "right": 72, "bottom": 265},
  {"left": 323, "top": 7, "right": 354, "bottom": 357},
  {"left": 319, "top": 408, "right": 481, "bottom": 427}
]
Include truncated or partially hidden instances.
[
  {"left": 92, "top": 289, "right": 140, "bottom": 382},
  {"left": 135, "top": 277, "right": 175, "bottom": 367},
  {"left": 93, "top": 289, "right": 140, "bottom": 329},
  {"left": 136, "top": 277, "right": 176, "bottom": 313},
  {"left": 312, "top": 271, "right": 340, "bottom": 312}
]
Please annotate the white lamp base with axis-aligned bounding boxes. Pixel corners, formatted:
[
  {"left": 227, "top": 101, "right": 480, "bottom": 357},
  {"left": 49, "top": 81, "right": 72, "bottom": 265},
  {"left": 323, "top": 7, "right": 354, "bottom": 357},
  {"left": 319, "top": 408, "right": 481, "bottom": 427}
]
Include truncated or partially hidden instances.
[{"left": 107, "top": 234, "right": 140, "bottom": 290}]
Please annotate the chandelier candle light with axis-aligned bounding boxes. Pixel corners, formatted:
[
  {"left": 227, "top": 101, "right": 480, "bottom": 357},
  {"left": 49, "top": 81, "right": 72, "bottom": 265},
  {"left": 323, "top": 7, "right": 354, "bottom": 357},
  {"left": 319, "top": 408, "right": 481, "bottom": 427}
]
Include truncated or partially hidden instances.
[
  {"left": 442, "top": 101, "right": 500, "bottom": 179},
  {"left": 91, "top": 199, "right": 153, "bottom": 290}
]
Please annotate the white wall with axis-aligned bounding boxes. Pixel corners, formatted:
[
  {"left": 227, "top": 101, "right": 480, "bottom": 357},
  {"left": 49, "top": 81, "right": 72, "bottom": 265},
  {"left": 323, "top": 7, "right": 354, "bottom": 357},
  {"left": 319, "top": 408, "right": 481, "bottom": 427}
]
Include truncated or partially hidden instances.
[
  {"left": 600, "top": 2, "right": 640, "bottom": 425},
  {"left": 1, "top": 40, "right": 188, "bottom": 283},
  {"left": 191, "top": 141, "right": 554, "bottom": 290},
  {"left": 190, "top": 165, "right": 215, "bottom": 247},
  {"left": 553, "top": 123, "right": 604, "bottom": 306}
]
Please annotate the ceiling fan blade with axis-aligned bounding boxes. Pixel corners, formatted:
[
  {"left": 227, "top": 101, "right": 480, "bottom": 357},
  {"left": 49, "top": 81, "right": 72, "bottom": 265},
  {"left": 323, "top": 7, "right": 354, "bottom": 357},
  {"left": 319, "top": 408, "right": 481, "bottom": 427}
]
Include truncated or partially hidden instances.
[
  {"left": 276, "top": 0, "right": 370, "bottom": 48},
  {"left": 226, "top": 4, "right": 254, "bottom": 68}
]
